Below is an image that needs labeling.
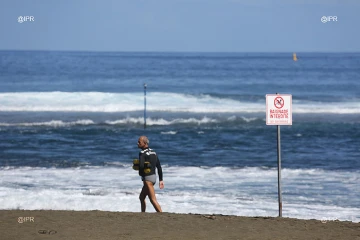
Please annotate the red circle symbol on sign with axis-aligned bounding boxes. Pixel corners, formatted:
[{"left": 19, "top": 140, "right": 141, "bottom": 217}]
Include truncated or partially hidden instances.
[{"left": 274, "top": 97, "right": 284, "bottom": 109}]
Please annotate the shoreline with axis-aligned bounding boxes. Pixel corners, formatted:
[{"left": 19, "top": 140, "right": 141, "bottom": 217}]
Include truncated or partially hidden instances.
[{"left": 1, "top": 210, "right": 359, "bottom": 240}]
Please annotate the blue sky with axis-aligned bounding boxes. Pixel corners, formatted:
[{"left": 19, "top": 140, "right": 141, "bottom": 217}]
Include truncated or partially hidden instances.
[{"left": 1, "top": 0, "right": 359, "bottom": 52}]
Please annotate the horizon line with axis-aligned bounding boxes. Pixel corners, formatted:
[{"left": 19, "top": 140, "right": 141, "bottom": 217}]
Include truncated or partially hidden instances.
[{"left": 1, "top": 49, "right": 360, "bottom": 54}]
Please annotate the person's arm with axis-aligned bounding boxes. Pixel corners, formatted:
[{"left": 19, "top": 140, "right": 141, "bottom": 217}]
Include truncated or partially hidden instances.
[{"left": 156, "top": 157, "right": 164, "bottom": 189}]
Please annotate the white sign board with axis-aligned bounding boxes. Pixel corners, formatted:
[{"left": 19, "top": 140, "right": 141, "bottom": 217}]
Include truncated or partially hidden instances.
[{"left": 266, "top": 94, "right": 292, "bottom": 125}]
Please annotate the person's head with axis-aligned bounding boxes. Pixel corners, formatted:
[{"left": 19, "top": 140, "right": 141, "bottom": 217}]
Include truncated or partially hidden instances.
[{"left": 137, "top": 136, "right": 149, "bottom": 149}]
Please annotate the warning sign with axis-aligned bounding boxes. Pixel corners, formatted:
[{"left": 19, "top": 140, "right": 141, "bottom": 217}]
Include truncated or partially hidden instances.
[{"left": 266, "top": 94, "right": 292, "bottom": 125}]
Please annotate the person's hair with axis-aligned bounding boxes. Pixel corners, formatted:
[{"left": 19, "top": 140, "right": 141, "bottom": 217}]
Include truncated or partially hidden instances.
[{"left": 142, "top": 136, "right": 149, "bottom": 145}]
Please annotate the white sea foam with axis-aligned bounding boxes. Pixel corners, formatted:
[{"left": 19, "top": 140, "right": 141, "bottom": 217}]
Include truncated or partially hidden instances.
[
  {"left": 0, "top": 117, "right": 220, "bottom": 127},
  {"left": 105, "top": 117, "right": 218, "bottom": 126},
  {"left": 227, "top": 116, "right": 258, "bottom": 122},
  {"left": 1, "top": 166, "right": 358, "bottom": 222},
  {"left": 161, "top": 131, "right": 178, "bottom": 135},
  {"left": 0, "top": 120, "right": 95, "bottom": 127},
  {"left": 0, "top": 92, "right": 359, "bottom": 114}
]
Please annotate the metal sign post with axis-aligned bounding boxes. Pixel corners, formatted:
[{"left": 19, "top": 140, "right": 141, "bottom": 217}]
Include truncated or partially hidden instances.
[
  {"left": 266, "top": 93, "right": 292, "bottom": 217},
  {"left": 144, "top": 83, "right": 147, "bottom": 129},
  {"left": 277, "top": 124, "right": 282, "bottom": 217}
]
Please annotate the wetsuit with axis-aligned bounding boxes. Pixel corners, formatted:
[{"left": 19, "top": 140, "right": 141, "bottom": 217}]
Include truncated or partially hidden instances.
[{"left": 139, "top": 148, "right": 163, "bottom": 183}]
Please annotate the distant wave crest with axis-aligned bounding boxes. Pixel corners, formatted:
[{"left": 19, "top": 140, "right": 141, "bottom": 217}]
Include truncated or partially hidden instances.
[
  {"left": 0, "top": 92, "right": 359, "bottom": 114},
  {"left": 0, "top": 116, "right": 259, "bottom": 127}
]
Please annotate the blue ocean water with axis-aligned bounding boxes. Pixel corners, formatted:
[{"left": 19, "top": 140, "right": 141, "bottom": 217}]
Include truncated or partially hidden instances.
[{"left": 0, "top": 51, "right": 359, "bottom": 221}]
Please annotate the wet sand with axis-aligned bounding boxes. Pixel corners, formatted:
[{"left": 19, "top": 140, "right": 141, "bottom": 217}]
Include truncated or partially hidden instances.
[{"left": 1, "top": 210, "right": 359, "bottom": 240}]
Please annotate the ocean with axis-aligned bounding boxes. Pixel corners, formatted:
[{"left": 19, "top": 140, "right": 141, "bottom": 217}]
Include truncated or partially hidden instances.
[{"left": 0, "top": 51, "right": 359, "bottom": 222}]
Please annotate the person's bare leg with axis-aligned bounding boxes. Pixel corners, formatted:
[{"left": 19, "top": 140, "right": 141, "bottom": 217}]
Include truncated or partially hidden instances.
[
  {"left": 144, "top": 181, "right": 162, "bottom": 212},
  {"left": 139, "top": 184, "right": 148, "bottom": 212}
]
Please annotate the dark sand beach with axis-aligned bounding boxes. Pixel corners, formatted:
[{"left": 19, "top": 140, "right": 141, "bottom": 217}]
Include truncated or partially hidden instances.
[{"left": 1, "top": 210, "right": 359, "bottom": 240}]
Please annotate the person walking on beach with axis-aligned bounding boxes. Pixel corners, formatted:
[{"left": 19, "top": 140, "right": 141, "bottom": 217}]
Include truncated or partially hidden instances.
[{"left": 137, "top": 136, "right": 164, "bottom": 212}]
